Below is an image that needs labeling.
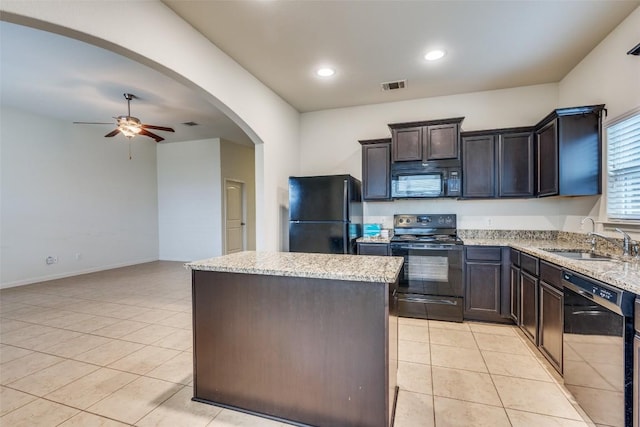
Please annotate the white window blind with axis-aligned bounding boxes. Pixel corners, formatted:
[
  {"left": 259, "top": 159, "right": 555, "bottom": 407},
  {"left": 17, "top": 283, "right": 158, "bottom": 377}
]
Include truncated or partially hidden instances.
[{"left": 607, "top": 111, "right": 640, "bottom": 220}]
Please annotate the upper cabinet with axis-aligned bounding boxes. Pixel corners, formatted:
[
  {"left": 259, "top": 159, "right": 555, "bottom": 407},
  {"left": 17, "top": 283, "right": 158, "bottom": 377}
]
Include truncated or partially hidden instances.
[
  {"left": 389, "top": 117, "right": 464, "bottom": 163},
  {"left": 359, "top": 138, "right": 392, "bottom": 201},
  {"left": 535, "top": 105, "right": 605, "bottom": 197},
  {"left": 461, "top": 127, "right": 534, "bottom": 199}
]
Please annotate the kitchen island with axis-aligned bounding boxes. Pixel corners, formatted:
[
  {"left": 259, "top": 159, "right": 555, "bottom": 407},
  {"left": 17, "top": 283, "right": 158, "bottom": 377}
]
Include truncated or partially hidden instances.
[{"left": 187, "top": 251, "right": 404, "bottom": 427}]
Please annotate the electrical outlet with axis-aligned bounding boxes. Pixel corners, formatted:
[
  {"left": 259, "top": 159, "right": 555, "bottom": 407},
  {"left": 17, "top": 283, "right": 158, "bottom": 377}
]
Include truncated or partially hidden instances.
[
  {"left": 45, "top": 256, "right": 58, "bottom": 265},
  {"left": 75, "top": 253, "right": 82, "bottom": 261}
]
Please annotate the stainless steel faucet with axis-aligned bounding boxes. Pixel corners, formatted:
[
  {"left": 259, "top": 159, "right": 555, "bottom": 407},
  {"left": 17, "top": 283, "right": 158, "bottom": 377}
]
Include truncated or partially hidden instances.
[
  {"left": 580, "top": 217, "right": 596, "bottom": 234},
  {"left": 615, "top": 228, "right": 632, "bottom": 257},
  {"left": 587, "top": 228, "right": 634, "bottom": 257},
  {"left": 581, "top": 217, "right": 598, "bottom": 251}
]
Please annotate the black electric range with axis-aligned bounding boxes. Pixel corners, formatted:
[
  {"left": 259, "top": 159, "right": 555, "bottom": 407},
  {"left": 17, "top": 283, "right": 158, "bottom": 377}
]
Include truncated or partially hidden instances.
[{"left": 390, "top": 214, "right": 464, "bottom": 322}]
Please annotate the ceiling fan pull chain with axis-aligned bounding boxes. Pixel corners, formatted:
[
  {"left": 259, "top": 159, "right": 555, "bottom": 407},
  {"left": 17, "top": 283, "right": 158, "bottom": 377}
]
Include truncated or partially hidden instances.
[{"left": 129, "top": 142, "right": 132, "bottom": 160}]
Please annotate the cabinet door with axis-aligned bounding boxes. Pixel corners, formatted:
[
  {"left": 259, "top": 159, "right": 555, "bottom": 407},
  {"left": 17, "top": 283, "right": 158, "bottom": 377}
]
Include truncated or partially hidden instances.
[
  {"left": 362, "top": 142, "right": 391, "bottom": 200},
  {"left": 392, "top": 127, "right": 423, "bottom": 162},
  {"left": 425, "top": 123, "right": 459, "bottom": 160},
  {"left": 462, "top": 135, "right": 495, "bottom": 198},
  {"left": 499, "top": 132, "right": 534, "bottom": 197},
  {"left": 357, "top": 243, "right": 390, "bottom": 256},
  {"left": 536, "top": 119, "right": 559, "bottom": 197},
  {"left": 520, "top": 270, "right": 538, "bottom": 345},
  {"left": 539, "top": 281, "right": 563, "bottom": 373},
  {"left": 510, "top": 265, "right": 520, "bottom": 324},
  {"left": 464, "top": 261, "right": 501, "bottom": 322}
]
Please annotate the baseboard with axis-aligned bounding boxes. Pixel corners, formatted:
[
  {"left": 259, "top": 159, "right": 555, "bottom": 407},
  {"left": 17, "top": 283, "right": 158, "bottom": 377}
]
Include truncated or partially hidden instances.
[{"left": 0, "top": 257, "right": 160, "bottom": 289}]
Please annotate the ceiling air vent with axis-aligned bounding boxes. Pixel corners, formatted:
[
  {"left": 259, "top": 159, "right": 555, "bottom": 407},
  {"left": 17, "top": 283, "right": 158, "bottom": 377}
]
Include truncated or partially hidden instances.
[
  {"left": 182, "top": 121, "right": 199, "bottom": 126},
  {"left": 381, "top": 79, "right": 407, "bottom": 91}
]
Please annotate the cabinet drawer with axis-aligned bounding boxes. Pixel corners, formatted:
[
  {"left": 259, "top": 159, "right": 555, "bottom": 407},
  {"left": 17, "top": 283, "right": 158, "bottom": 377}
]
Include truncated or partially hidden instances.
[
  {"left": 539, "top": 261, "right": 562, "bottom": 289},
  {"left": 521, "top": 253, "right": 539, "bottom": 276},
  {"left": 510, "top": 249, "right": 520, "bottom": 266},
  {"left": 466, "top": 246, "right": 502, "bottom": 261},
  {"left": 357, "top": 243, "right": 390, "bottom": 256}
]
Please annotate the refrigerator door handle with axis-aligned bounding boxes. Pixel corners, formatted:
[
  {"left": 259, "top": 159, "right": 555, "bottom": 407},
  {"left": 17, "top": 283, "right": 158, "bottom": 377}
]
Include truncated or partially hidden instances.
[
  {"left": 343, "top": 179, "right": 348, "bottom": 221},
  {"left": 343, "top": 179, "right": 349, "bottom": 254}
]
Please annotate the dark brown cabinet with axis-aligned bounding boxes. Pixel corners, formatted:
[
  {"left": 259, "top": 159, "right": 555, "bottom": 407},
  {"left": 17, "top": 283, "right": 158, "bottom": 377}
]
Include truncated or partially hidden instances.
[
  {"left": 389, "top": 117, "right": 464, "bottom": 163},
  {"left": 462, "top": 134, "right": 495, "bottom": 198},
  {"left": 535, "top": 104, "right": 605, "bottom": 197},
  {"left": 425, "top": 123, "right": 460, "bottom": 160},
  {"left": 359, "top": 138, "right": 391, "bottom": 201},
  {"left": 519, "top": 252, "right": 540, "bottom": 345},
  {"left": 357, "top": 242, "right": 391, "bottom": 256},
  {"left": 499, "top": 131, "right": 534, "bottom": 197},
  {"left": 538, "top": 261, "right": 563, "bottom": 373},
  {"left": 461, "top": 128, "right": 534, "bottom": 199},
  {"left": 520, "top": 270, "right": 538, "bottom": 345},
  {"left": 510, "top": 264, "right": 520, "bottom": 324},
  {"left": 463, "top": 246, "right": 511, "bottom": 323}
]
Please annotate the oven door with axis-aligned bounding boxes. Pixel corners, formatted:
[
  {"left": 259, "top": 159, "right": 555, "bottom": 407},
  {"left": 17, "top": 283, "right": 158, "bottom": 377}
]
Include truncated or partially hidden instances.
[{"left": 390, "top": 243, "right": 463, "bottom": 321}]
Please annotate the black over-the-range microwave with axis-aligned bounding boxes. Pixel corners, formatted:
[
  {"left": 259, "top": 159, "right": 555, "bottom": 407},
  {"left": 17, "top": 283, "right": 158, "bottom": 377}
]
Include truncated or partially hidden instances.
[{"left": 391, "top": 159, "right": 461, "bottom": 199}]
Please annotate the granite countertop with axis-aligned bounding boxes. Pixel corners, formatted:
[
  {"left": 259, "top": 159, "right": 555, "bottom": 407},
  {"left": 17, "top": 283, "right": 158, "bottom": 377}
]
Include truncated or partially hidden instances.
[
  {"left": 464, "top": 237, "right": 640, "bottom": 294},
  {"left": 356, "top": 236, "right": 393, "bottom": 244},
  {"left": 187, "top": 251, "right": 404, "bottom": 284}
]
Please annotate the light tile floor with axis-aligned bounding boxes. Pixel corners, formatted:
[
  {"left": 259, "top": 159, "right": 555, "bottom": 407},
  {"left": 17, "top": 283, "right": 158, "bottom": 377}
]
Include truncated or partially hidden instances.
[{"left": 0, "top": 261, "right": 594, "bottom": 426}]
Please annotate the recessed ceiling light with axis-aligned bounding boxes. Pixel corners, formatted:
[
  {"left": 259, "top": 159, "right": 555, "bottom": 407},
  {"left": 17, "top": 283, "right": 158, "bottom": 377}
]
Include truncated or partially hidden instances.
[
  {"left": 316, "top": 67, "right": 336, "bottom": 77},
  {"left": 424, "top": 50, "right": 446, "bottom": 61}
]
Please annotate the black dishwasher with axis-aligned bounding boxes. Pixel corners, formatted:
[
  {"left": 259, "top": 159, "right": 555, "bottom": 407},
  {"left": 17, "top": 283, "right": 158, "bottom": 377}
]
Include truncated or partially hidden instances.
[
  {"left": 634, "top": 298, "right": 640, "bottom": 427},
  {"left": 563, "top": 271, "right": 635, "bottom": 427}
]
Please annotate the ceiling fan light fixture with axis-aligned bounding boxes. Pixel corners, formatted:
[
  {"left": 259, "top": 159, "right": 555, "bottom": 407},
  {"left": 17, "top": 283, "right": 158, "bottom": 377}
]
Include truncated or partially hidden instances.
[{"left": 117, "top": 116, "right": 142, "bottom": 138}]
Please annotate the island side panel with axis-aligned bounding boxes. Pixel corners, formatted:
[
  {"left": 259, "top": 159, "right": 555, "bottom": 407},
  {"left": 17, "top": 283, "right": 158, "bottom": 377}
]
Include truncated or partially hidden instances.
[{"left": 192, "top": 270, "right": 392, "bottom": 427}]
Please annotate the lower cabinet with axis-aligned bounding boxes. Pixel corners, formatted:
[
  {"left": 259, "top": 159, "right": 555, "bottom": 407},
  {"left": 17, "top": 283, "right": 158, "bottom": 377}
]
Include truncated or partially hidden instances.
[
  {"left": 520, "top": 270, "right": 539, "bottom": 345},
  {"left": 538, "top": 261, "right": 563, "bottom": 373},
  {"left": 463, "top": 246, "right": 511, "bottom": 323},
  {"left": 516, "top": 253, "right": 563, "bottom": 375},
  {"left": 357, "top": 242, "right": 391, "bottom": 256},
  {"left": 539, "top": 281, "right": 563, "bottom": 372},
  {"left": 509, "top": 264, "right": 520, "bottom": 323}
]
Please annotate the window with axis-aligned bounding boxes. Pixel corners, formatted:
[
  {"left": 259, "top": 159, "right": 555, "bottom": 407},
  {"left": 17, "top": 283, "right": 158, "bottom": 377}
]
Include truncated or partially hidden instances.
[{"left": 607, "top": 110, "right": 640, "bottom": 220}]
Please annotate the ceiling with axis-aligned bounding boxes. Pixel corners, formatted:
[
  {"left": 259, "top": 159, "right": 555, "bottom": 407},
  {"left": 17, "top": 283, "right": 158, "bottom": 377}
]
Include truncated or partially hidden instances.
[
  {"left": 165, "top": 0, "right": 639, "bottom": 112},
  {"left": 1, "top": 1, "right": 638, "bottom": 145},
  {"left": 0, "top": 21, "right": 253, "bottom": 145}
]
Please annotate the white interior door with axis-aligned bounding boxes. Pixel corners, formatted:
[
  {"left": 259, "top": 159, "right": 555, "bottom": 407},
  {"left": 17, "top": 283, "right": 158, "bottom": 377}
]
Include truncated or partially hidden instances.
[{"left": 225, "top": 180, "right": 245, "bottom": 254}]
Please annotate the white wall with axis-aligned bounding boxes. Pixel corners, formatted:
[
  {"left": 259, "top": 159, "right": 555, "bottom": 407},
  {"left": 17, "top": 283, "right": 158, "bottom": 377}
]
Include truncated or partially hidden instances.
[
  {"left": 298, "top": 83, "right": 595, "bottom": 230},
  {"left": 1, "top": 0, "right": 300, "bottom": 252},
  {"left": 559, "top": 6, "right": 640, "bottom": 120},
  {"left": 0, "top": 108, "right": 159, "bottom": 288},
  {"left": 220, "top": 140, "right": 256, "bottom": 251},
  {"left": 157, "top": 139, "right": 222, "bottom": 262},
  {"left": 558, "top": 6, "right": 640, "bottom": 237}
]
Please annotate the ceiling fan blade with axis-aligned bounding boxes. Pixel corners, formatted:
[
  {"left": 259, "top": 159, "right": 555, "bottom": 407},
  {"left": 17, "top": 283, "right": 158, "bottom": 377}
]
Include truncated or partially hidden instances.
[
  {"left": 74, "top": 121, "right": 114, "bottom": 125},
  {"left": 141, "top": 124, "right": 175, "bottom": 133},
  {"left": 139, "top": 128, "right": 164, "bottom": 142},
  {"left": 104, "top": 129, "right": 121, "bottom": 138}
]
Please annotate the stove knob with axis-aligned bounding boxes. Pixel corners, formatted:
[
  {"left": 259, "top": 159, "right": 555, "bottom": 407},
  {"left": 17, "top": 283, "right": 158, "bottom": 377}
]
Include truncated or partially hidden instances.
[
  {"left": 398, "top": 219, "right": 404, "bottom": 223},
  {"left": 406, "top": 219, "right": 411, "bottom": 223}
]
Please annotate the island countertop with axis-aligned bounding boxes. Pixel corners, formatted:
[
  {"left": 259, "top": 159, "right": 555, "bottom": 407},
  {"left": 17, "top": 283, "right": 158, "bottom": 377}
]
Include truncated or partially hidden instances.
[{"left": 187, "top": 251, "right": 404, "bottom": 283}]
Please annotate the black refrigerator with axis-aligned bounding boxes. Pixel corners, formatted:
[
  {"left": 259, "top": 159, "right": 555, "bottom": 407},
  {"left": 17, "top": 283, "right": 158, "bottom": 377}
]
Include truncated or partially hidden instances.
[{"left": 289, "top": 175, "right": 362, "bottom": 254}]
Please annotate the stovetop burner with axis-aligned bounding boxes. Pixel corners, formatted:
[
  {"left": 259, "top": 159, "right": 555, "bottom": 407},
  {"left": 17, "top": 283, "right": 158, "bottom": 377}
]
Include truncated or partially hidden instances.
[{"left": 391, "top": 214, "right": 462, "bottom": 245}]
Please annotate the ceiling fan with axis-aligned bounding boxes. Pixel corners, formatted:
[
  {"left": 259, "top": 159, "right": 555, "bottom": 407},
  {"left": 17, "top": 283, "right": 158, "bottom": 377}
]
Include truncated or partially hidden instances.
[{"left": 74, "top": 93, "right": 175, "bottom": 142}]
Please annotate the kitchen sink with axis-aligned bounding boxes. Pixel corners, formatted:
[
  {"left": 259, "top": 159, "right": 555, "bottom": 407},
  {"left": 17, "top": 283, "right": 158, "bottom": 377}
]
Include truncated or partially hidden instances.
[{"left": 544, "top": 249, "right": 614, "bottom": 261}]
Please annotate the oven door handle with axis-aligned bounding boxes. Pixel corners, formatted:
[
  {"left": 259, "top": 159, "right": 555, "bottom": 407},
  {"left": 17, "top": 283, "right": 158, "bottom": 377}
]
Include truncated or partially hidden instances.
[
  {"left": 398, "top": 295, "right": 459, "bottom": 306},
  {"left": 391, "top": 244, "right": 457, "bottom": 250}
]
